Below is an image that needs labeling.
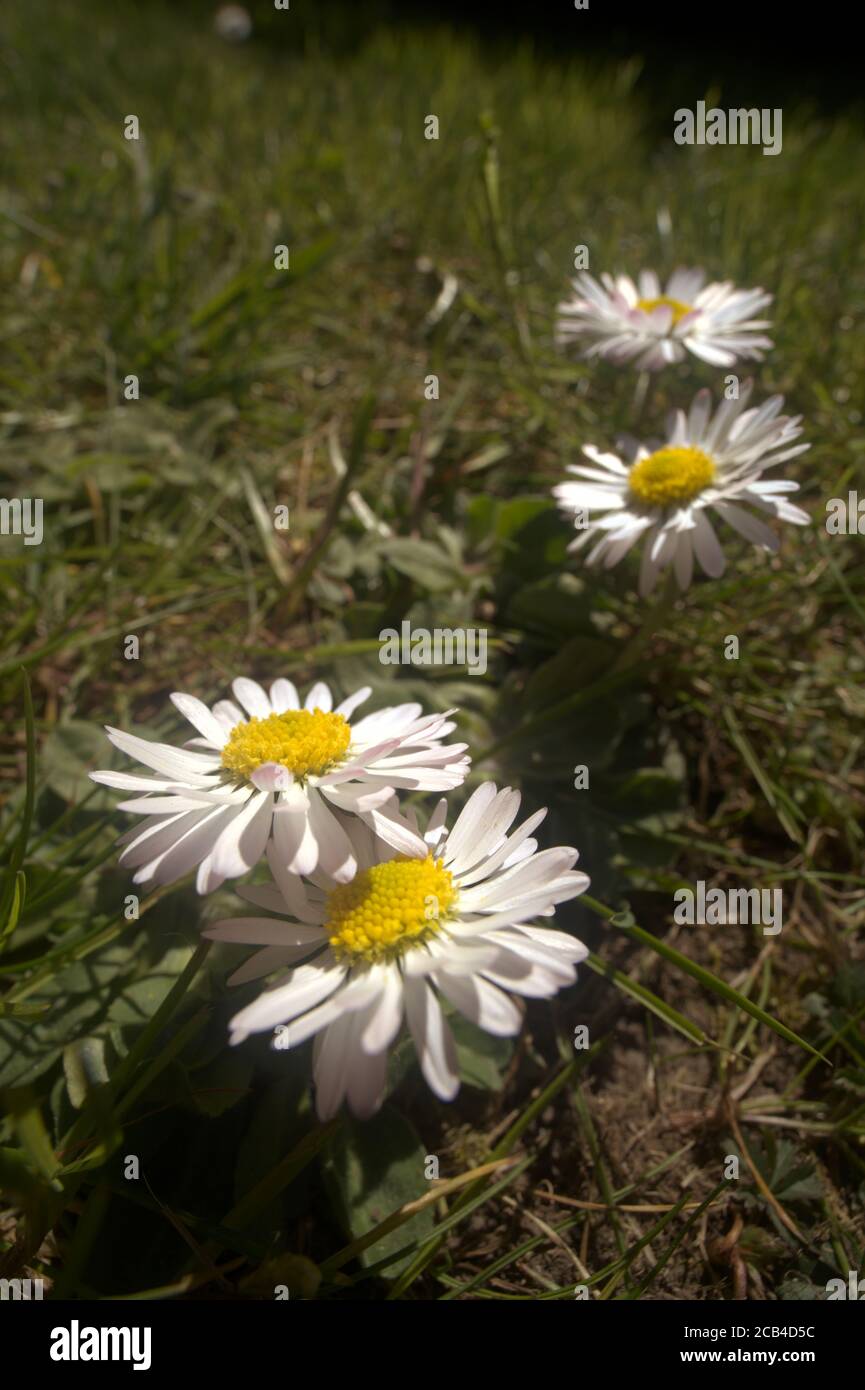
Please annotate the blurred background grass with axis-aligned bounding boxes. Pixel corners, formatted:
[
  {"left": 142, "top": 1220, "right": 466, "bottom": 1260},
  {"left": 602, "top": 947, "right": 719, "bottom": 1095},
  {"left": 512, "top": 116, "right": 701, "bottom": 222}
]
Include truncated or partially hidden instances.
[{"left": 1, "top": 0, "right": 864, "bottom": 1300}]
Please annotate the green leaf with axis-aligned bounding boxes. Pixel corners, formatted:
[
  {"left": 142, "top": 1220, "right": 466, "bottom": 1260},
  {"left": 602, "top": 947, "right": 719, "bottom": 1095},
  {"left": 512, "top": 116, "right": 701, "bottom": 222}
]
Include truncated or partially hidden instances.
[
  {"left": 0, "top": 1144, "right": 50, "bottom": 1200},
  {"left": 322, "top": 1104, "right": 434, "bottom": 1276},
  {"left": 186, "top": 1047, "right": 254, "bottom": 1117},
  {"left": 493, "top": 496, "right": 552, "bottom": 541},
  {"left": 0, "top": 939, "right": 200, "bottom": 1090},
  {"left": 0, "top": 944, "right": 132, "bottom": 1088},
  {"left": 63, "top": 1037, "right": 109, "bottom": 1109},
  {"left": 0, "top": 870, "right": 26, "bottom": 945},
  {"left": 450, "top": 1013, "right": 514, "bottom": 1090},
  {"left": 600, "top": 767, "right": 685, "bottom": 817},
  {"left": 3, "top": 1087, "right": 63, "bottom": 1189},
  {"left": 377, "top": 538, "right": 461, "bottom": 592},
  {"left": 41, "top": 721, "right": 112, "bottom": 805},
  {"left": 232, "top": 1076, "right": 309, "bottom": 1238},
  {"left": 522, "top": 634, "right": 615, "bottom": 707},
  {"left": 108, "top": 945, "right": 197, "bottom": 1030},
  {"left": 504, "top": 572, "right": 592, "bottom": 640},
  {"left": 739, "top": 1135, "right": 823, "bottom": 1206},
  {"left": 224, "top": 1119, "right": 338, "bottom": 1235}
]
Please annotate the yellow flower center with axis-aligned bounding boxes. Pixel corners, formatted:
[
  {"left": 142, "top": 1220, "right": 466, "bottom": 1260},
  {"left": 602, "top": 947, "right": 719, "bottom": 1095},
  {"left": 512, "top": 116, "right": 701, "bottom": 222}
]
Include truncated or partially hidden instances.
[
  {"left": 220, "top": 709, "right": 351, "bottom": 782},
  {"left": 636, "top": 295, "right": 693, "bottom": 326},
  {"left": 325, "top": 854, "right": 456, "bottom": 963},
  {"left": 628, "top": 446, "right": 715, "bottom": 507}
]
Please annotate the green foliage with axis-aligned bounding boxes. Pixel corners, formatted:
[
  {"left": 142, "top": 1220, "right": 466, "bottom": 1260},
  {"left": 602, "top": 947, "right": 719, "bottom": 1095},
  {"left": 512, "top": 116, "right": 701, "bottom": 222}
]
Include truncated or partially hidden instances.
[
  {"left": 322, "top": 1106, "right": 435, "bottom": 1276},
  {"left": 449, "top": 1015, "right": 514, "bottom": 1091}
]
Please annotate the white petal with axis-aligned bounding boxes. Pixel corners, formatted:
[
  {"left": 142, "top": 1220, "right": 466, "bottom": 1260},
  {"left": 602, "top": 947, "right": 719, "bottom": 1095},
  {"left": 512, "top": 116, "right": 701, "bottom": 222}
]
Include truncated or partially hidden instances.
[
  {"left": 315, "top": 738, "right": 401, "bottom": 783},
  {"left": 313, "top": 1012, "right": 356, "bottom": 1120},
  {"left": 119, "top": 807, "right": 215, "bottom": 869},
  {"left": 313, "top": 974, "right": 392, "bottom": 1117},
  {"left": 116, "top": 795, "right": 223, "bottom": 814},
  {"left": 510, "top": 924, "right": 589, "bottom": 961},
  {"left": 250, "top": 762, "right": 296, "bottom": 792},
  {"left": 304, "top": 681, "right": 332, "bottom": 712},
  {"left": 491, "top": 931, "right": 579, "bottom": 978},
  {"left": 105, "top": 727, "right": 220, "bottom": 782},
  {"left": 269, "top": 678, "right": 300, "bottom": 712},
  {"left": 553, "top": 483, "right": 627, "bottom": 512},
  {"left": 135, "top": 810, "right": 231, "bottom": 888},
  {"left": 210, "top": 791, "right": 272, "bottom": 878},
  {"left": 228, "top": 945, "right": 314, "bottom": 986},
  {"left": 687, "top": 388, "right": 712, "bottom": 441},
  {"left": 638, "top": 529, "right": 664, "bottom": 597},
  {"left": 229, "top": 958, "right": 345, "bottom": 1039},
  {"left": 345, "top": 1040, "right": 388, "bottom": 1120},
  {"left": 433, "top": 969, "right": 523, "bottom": 1036},
  {"left": 335, "top": 686, "right": 372, "bottom": 719},
  {"left": 459, "top": 846, "right": 578, "bottom": 910},
  {"left": 231, "top": 677, "right": 272, "bottom": 719},
  {"left": 212, "top": 699, "right": 245, "bottom": 730},
  {"left": 363, "top": 801, "right": 428, "bottom": 858},
  {"left": 264, "top": 840, "right": 324, "bottom": 921},
  {"left": 423, "top": 797, "right": 449, "bottom": 849},
  {"left": 713, "top": 500, "right": 779, "bottom": 550},
  {"left": 320, "top": 782, "right": 395, "bottom": 814},
  {"left": 170, "top": 693, "right": 230, "bottom": 748},
  {"left": 456, "top": 808, "right": 547, "bottom": 888},
  {"left": 581, "top": 446, "right": 629, "bottom": 475},
  {"left": 196, "top": 852, "right": 225, "bottom": 894},
  {"left": 272, "top": 802, "right": 318, "bottom": 877},
  {"left": 350, "top": 702, "right": 423, "bottom": 742},
  {"left": 692, "top": 510, "right": 726, "bottom": 578},
  {"left": 441, "top": 783, "right": 499, "bottom": 866},
  {"left": 450, "top": 886, "right": 587, "bottom": 933},
  {"left": 203, "top": 917, "right": 326, "bottom": 947},
  {"left": 481, "top": 960, "right": 572, "bottom": 998},
  {"left": 673, "top": 531, "right": 694, "bottom": 590},
  {"left": 447, "top": 788, "right": 522, "bottom": 874},
  {"left": 360, "top": 966, "right": 404, "bottom": 1052},
  {"left": 684, "top": 338, "right": 737, "bottom": 367},
  {"left": 237, "top": 881, "right": 297, "bottom": 915},
  {"left": 306, "top": 790, "right": 357, "bottom": 883},
  {"left": 90, "top": 771, "right": 183, "bottom": 792},
  {"left": 404, "top": 978, "right": 460, "bottom": 1101}
]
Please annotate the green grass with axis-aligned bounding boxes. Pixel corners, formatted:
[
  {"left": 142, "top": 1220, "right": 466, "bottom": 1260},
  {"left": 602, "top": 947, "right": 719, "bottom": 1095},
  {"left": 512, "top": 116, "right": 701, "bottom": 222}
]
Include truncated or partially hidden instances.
[{"left": 1, "top": 0, "right": 864, "bottom": 1300}]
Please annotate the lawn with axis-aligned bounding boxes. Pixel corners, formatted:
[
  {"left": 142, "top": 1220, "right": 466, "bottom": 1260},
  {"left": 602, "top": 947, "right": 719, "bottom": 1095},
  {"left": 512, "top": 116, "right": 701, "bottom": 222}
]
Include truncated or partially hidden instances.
[{"left": 1, "top": 0, "right": 864, "bottom": 1302}]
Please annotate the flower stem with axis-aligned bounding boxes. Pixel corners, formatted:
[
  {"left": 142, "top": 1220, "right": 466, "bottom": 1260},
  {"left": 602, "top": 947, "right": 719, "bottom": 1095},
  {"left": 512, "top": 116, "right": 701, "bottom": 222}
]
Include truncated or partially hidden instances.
[
  {"left": 631, "top": 370, "right": 651, "bottom": 427},
  {"left": 608, "top": 571, "right": 677, "bottom": 676}
]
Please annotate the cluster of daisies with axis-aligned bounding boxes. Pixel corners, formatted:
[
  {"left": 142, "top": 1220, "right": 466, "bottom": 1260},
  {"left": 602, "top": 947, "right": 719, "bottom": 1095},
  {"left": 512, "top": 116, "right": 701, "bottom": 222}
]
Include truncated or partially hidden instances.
[
  {"left": 554, "top": 266, "right": 810, "bottom": 595},
  {"left": 92, "top": 261, "right": 809, "bottom": 1123},
  {"left": 93, "top": 680, "right": 589, "bottom": 1119}
]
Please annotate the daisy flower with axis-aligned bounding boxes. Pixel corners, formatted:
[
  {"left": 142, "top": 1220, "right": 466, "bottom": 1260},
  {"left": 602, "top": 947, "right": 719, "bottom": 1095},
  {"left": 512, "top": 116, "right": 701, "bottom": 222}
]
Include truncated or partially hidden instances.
[
  {"left": 556, "top": 268, "right": 773, "bottom": 370},
  {"left": 90, "top": 679, "right": 470, "bottom": 893},
  {"left": 553, "top": 382, "right": 810, "bottom": 597},
  {"left": 204, "top": 784, "right": 589, "bottom": 1120}
]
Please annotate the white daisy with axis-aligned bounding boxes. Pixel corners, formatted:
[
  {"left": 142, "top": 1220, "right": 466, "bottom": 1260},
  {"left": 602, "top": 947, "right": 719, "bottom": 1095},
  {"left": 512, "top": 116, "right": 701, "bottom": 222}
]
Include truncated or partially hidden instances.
[
  {"left": 556, "top": 267, "right": 773, "bottom": 370},
  {"left": 204, "top": 784, "right": 589, "bottom": 1120},
  {"left": 90, "top": 679, "right": 470, "bottom": 894},
  {"left": 553, "top": 382, "right": 810, "bottom": 597}
]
